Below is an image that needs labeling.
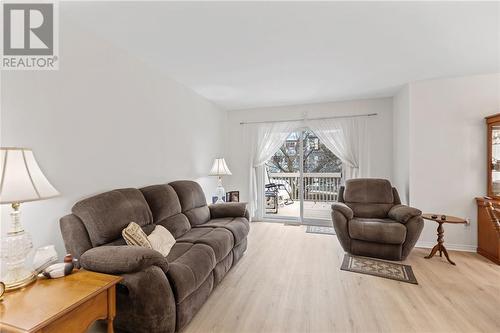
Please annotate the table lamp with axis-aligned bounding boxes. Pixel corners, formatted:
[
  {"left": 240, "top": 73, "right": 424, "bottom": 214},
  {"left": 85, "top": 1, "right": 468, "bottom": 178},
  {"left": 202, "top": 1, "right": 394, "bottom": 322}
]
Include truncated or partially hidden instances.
[
  {"left": 0, "top": 147, "right": 59, "bottom": 290},
  {"left": 208, "top": 158, "right": 232, "bottom": 203}
]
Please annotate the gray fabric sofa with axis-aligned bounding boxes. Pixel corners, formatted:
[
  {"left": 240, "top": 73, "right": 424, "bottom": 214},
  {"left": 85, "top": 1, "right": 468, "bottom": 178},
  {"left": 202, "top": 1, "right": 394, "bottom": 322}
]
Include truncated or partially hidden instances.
[
  {"left": 331, "top": 178, "right": 423, "bottom": 261},
  {"left": 60, "top": 180, "right": 249, "bottom": 333}
]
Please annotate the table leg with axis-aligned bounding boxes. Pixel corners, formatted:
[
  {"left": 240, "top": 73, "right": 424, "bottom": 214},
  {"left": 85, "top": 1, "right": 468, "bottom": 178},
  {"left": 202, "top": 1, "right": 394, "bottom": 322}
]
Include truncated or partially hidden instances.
[
  {"left": 107, "top": 286, "right": 116, "bottom": 333},
  {"left": 424, "top": 222, "right": 456, "bottom": 265},
  {"left": 425, "top": 222, "right": 443, "bottom": 259},
  {"left": 425, "top": 244, "right": 439, "bottom": 259},
  {"left": 441, "top": 245, "right": 456, "bottom": 265}
]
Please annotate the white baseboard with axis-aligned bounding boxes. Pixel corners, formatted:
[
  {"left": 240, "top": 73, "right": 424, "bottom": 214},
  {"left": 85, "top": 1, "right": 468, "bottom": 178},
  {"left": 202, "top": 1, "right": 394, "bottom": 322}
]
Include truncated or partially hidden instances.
[{"left": 415, "top": 241, "right": 476, "bottom": 253}]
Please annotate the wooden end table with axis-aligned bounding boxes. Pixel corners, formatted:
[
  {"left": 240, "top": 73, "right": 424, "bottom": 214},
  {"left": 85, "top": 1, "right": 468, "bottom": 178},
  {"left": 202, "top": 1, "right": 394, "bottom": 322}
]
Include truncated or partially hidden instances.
[
  {"left": 0, "top": 270, "right": 122, "bottom": 333},
  {"left": 422, "top": 213, "right": 467, "bottom": 265}
]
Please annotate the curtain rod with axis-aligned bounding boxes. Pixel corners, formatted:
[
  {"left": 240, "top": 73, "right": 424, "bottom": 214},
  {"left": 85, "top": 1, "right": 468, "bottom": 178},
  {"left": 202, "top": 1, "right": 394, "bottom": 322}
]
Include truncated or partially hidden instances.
[{"left": 239, "top": 113, "right": 377, "bottom": 125}]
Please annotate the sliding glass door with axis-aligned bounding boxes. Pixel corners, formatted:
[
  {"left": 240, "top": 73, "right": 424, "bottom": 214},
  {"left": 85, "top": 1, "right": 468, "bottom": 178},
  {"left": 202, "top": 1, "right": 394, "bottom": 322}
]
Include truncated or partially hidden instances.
[
  {"left": 264, "top": 130, "right": 302, "bottom": 221},
  {"left": 263, "top": 128, "right": 342, "bottom": 225}
]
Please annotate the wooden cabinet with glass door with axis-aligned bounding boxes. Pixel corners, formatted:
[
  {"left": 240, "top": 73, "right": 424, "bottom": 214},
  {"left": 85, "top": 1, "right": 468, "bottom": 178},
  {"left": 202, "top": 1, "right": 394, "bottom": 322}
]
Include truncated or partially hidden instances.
[
  {"left": 487, "top": 113, "right": 500, "bottom": 198},
  {"left": 475, "top": 113, "right": 500, "bottom": 264}
]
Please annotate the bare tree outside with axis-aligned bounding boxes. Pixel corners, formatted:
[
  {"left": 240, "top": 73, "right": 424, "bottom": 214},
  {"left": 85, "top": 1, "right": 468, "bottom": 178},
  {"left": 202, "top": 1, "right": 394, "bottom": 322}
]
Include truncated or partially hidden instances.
[
  {"left": 264, "top": 129, "right": 342, "bottom": 204},
  {"left": 265, "top": 130, "right": 342, "bottom": 174}
]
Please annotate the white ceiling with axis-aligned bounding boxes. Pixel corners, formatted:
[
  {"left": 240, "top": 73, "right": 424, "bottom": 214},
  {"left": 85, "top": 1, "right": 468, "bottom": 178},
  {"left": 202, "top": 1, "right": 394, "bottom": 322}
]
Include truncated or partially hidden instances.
[{"left": 66, "top": 1, "right": 499, "bottom": 110}]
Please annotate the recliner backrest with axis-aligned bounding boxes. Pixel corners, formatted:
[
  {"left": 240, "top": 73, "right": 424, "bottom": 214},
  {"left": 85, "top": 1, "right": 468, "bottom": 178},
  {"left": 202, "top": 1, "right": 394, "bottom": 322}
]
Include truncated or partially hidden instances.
[
  {"left": 169, "top": 180, "right": 210, "bottom": 226},
  {"left": 140, "top": 184, "right": 192, "bottom": 238},
  {"left": 339, "top": 178, "right": 398, "bottom": 218},
  {"left": 71, "top": 188, "right": 154, "bottom": 247}
]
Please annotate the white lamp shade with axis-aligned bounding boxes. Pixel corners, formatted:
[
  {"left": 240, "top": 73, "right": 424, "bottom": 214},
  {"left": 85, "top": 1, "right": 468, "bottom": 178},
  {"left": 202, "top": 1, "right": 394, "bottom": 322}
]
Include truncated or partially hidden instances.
[
  {"left": 0, "top": 148, "right": 60, "bottom": 204},
  {"left": 208, "top": 158, "right": 232, "bottom": 176}
]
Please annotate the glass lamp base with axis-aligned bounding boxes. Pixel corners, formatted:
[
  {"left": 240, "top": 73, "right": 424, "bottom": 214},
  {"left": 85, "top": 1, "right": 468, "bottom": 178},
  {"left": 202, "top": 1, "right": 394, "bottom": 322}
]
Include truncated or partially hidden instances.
[
  {"left": 1, "top": 204, "right": 36, "bottom": 291},
  {"left": 4, "top": 267, "right": 36, "bottom": 291},
  {"left": 215, "top": 184, "right": 226, "bottom": 203}
]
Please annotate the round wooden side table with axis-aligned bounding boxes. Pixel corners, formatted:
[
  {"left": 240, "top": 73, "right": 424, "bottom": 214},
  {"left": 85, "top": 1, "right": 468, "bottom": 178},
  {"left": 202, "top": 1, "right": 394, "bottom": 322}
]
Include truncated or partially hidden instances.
[{"left": 422, "top": 213, "right": 467, "bottom": 265}]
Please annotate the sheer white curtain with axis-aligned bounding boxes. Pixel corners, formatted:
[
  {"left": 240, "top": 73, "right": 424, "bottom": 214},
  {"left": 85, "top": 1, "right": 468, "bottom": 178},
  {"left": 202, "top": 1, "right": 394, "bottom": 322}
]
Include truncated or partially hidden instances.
[
  {"left": 245, "top": 121, "right": 301, "bottom": 219},
  {"left": 307, "top": 117, "right": 369, "bottom": 180}
]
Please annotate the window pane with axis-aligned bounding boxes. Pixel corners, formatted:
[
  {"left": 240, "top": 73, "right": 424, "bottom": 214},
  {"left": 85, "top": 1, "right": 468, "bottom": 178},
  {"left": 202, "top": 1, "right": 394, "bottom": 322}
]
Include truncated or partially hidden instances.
[
  {"left": 264, "top": 131, "right": 301, "bottom": 219},
  {"left": 303, "top": 129, "right": 342, "bottom": 222}
]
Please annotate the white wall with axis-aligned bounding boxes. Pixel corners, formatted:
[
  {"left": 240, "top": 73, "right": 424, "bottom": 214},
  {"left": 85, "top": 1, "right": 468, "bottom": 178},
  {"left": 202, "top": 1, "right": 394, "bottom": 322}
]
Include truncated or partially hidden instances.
[
  {"left": 225, "top": 98, "right": 394, "bottom": 202},
  {"left": 393, "top": 85, "right": 410, "bottom": 204},
  {"left": 407, "top": 73, "right": 500, "bottom": 251},
  {"left": 0, "top": 20, "right": 227, "bottom": 260}
]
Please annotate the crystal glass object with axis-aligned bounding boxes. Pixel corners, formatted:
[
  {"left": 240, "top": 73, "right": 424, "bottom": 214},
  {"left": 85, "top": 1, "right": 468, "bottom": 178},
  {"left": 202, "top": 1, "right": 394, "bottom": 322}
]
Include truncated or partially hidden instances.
[
  {"left": 208, "top": 158, "right": 232, "bottom": 203},
  {"left": 0, "top": 148, "right": 60, "bottom": 290},
  {"left": 1, "top": 207, "right": 35, "bottom": 288}
]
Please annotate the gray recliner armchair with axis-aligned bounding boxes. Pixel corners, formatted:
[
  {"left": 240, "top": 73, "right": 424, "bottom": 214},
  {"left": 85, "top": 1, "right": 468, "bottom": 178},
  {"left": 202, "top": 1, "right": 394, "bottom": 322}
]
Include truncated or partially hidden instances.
[{"left": 331, "top": 178, "right": 423, "bottom": 261}]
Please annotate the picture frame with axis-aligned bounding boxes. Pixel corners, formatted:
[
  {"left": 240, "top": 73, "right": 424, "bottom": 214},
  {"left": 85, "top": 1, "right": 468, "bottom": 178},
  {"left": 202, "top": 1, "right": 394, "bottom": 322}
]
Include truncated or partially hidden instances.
[
  {"left": 212, "top": 196, "right": 227, "bottom": 204},
  {"left": 225, "top": 191, "right": 240, "bottom": 203},
  {"left": 265, "top": 193, "right": 278, "bottom": 214}
]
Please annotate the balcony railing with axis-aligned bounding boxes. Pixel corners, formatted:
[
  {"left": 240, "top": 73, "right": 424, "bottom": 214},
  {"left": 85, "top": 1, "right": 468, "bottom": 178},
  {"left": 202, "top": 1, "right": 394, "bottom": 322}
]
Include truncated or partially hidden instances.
[{"left": 268, "top": 172, "right": 342, "bottom": 202}]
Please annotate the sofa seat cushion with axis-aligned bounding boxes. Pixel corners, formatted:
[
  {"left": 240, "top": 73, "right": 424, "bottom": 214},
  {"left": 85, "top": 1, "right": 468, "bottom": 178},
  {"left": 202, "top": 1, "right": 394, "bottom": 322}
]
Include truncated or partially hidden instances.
[
  {"left": 166, "top": 243, "right": 216, "bottom": 303},
  {"left": 349, "top": 218, "right": 406, "bottom": 245},
  {"left": 167, "top": 242, "right": 194, "bottom": 262},
  {"left": 195, "top": 217, "right": 249, "bottom": 245},
  {"left": 176, "top": 228, "right": 233, "bottom": 262},
  {"left": 175, "top": 228, "right": 212, "bottom": 242}
]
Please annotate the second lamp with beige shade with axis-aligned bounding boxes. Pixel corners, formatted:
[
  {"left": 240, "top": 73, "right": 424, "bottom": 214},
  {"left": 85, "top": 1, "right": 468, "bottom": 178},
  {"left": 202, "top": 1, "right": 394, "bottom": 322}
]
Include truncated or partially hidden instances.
[
  {"left": 0, "top": 147, "right": 59, "bottom": 290},
  {"left": 208, "top": 158, "right": 232, "bottom": 203}
]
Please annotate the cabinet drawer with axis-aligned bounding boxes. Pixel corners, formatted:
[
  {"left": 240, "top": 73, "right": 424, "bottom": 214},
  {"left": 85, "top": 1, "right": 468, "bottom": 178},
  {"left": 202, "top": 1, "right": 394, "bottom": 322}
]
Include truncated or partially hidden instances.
[{"left": 40, "top": 290, "right": 108, "bottom": 333}]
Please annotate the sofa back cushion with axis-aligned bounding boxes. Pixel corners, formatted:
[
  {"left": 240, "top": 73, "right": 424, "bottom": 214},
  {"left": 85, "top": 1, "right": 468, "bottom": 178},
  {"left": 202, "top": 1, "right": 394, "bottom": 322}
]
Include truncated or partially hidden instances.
[
  {"left": 169, "top": 180, "right": 210, "bottom": 226},
  {"left": 72, "top": 188, "right": 153, "bottom": 247},
  {"left": 342, "top": 178, "right": 395, "bottom": 218},
  {"left": 344, "top": 178, "right": 394, "bottom": 203},
  {"left": 140, "top": 184, "right": 192, "bottom": 238}
]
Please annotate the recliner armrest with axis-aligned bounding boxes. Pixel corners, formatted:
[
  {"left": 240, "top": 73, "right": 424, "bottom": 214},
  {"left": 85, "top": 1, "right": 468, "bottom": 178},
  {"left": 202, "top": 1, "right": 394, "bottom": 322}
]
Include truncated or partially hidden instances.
[
  {"left": 388, "top": 204, "right": 422, "bottom": 224},
  {"left": 209, "top": 202, "right": 248, "bottom": 219},
  {"left": 331, "top": 202, "right": 354, "bottom": 220},
  {"left": 80, "top": 246, "right": 169, "bottom": 275}
]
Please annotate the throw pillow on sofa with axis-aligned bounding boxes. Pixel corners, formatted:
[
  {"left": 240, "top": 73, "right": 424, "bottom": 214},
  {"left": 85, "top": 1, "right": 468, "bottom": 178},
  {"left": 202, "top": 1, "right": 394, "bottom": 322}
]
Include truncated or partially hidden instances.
[
  {"left": 122, "top": 222, "right": 152, "bottom": 248},
  {"left": 147, "top": 225, "right": 176, "bottom": 257},
  {"left": 122, "top": 222, "right": 175, "bottom": 257}
]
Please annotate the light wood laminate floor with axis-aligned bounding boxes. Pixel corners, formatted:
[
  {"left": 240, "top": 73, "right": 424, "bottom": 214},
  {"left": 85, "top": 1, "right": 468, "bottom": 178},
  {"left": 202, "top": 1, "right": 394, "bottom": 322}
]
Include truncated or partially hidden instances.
[
  {"left": 182, "top": 222, "right": 500, "bottom": 333},
  {"left": 91, "top": 221, "right": 499, "bottom": 333}
]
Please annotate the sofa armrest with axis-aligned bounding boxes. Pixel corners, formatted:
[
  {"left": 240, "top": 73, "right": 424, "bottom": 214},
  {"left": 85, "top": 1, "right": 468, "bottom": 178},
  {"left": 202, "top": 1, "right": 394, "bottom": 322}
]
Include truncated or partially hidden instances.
[
  {"left": 331, "top": 202, "right": 354, "bottom": 220},
  {"left": 80, "top": 246, "right": 169, "bottom": 275},
  {"left": 209, "top": 202, "right": 248, "bottom": 219},
  {"left": 331, "top": 204, "right": 352, "bottom": 253},
  {"left": 388, "top": 204, "right": 422, "bottom": 224},
  {"left": 114, "top": 266, "right": 177, "bottom": 333},
  {"left": 401, "top": 216, "right": 424, "bottom": 259}
]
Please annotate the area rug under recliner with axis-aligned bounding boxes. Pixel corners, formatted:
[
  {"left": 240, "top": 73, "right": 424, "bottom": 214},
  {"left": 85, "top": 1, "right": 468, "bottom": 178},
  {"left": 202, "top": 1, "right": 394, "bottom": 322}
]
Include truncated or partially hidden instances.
[{"left": 341, "top": 253, "right": 418, "bottom": 284}]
